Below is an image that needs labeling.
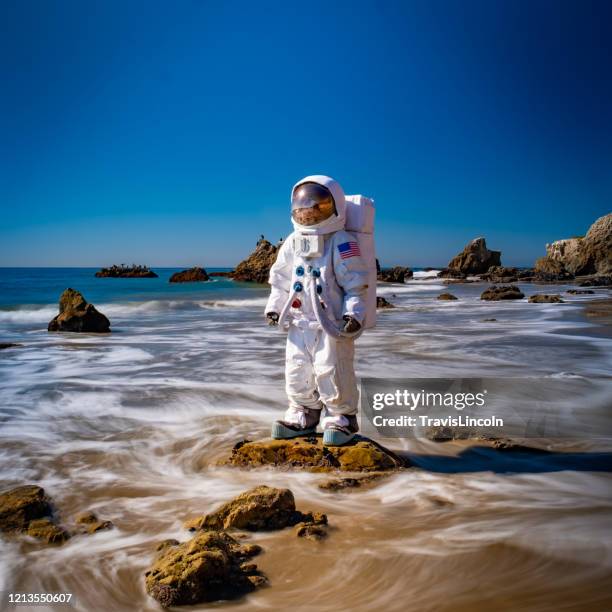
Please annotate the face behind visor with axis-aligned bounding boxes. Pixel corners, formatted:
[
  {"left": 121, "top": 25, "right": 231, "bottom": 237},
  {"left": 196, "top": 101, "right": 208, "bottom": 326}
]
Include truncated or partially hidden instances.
[{"left": 291, "top": 182, "right": 337, "bottom": 227}]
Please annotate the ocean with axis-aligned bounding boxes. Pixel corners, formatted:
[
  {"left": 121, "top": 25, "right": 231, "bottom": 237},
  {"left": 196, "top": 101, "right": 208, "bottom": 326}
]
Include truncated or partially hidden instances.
[{"left": 1, "top": 268, "right": 611, "bottom": 611}]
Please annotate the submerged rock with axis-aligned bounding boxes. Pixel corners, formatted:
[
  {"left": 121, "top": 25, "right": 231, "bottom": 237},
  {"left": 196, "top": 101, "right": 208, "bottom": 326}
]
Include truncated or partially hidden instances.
[
  {"left": 48, "top": 288, "right": 110, "bottom": 333},
  {"left": 480, "top": 285, "right": 525, "bottom": 301},
  {"left": 169, "top": 267, "right": 210, "bottom": 283},
  {"left": 0, "top": 485, "right": 69, "bottom": 544},
  {"left": 528, "top": 294, "right": 563, "bottom": 303},
  {"left": 74, "top": 510, "right": 114, "bottom": 534},
  {"left": 145, "top": 530, "right": 266, "bottom": 607},
  {"left": 437, "top": 292, "right": 458, "bottom": 300},
  {"left": 0, "top": 343, "right": 21, "bottom": 350},
  {"left": 224, "top": 437, "right": 404, "bottom": 472},
  {"left": 376, "top": 296, "right": 395, "bottom": 309},
  {"left": 567, "top": 289, "right": 595, "bottom": 294},
  {"left": 318, "top": 472, "right": 393, "bottom": 491}
]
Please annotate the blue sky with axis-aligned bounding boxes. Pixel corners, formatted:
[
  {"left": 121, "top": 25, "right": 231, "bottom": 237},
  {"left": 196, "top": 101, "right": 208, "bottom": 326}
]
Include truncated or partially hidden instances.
[{"left": 1, "top": 0, "right": 610, "bottom": 268}]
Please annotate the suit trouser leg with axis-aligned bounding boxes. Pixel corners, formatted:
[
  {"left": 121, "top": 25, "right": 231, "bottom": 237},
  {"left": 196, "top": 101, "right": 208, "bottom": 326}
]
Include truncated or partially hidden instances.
[
  {"left": 285, "top": 325, "right": 324, "bottom": 412},
  {"left": 312, "top": 329, "right": 358, "bottom": 417}
]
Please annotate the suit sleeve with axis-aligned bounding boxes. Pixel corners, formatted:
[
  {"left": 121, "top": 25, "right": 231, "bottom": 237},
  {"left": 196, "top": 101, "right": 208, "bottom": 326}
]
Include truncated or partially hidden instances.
[
  {"left": 265, "top": 237, "right": 294, "bottom": 315},
  {"left": 332, "top": 233, "right": 369, "bottom": 324}
]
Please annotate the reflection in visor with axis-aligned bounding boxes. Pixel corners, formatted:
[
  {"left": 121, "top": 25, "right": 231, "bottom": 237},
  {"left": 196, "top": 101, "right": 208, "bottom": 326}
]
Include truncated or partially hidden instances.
[{"left": 291, "top": 182, "right": 336, "bottom": 226}]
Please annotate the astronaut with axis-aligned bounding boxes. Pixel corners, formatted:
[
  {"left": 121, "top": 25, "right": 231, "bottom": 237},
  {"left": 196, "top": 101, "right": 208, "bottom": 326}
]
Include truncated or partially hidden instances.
[{"left": 265, "top": 175, "right": 369, "bottom": 446}]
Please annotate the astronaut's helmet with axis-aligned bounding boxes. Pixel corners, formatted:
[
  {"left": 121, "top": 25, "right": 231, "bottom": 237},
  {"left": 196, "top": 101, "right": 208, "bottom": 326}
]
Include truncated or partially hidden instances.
[{"left": 291, "top": 182, "right": 337, "bottom": 227}]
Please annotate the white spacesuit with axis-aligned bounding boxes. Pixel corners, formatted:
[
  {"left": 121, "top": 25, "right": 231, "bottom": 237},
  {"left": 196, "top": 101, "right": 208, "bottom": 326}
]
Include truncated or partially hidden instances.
[{"left": 265, "top": 175, "right": 369, "bottom": 446}]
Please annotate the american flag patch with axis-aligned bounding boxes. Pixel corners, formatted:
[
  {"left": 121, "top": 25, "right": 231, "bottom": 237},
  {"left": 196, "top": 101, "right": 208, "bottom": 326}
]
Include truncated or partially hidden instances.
[{"left": 338, "top": 241, "right": 361, "bottom": 259}]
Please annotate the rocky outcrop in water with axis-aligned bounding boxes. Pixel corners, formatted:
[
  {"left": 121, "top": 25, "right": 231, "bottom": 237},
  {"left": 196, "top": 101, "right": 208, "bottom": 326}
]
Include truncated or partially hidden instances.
[
  {"left": 232, "top": 238, "right": 280, "bottom": 283},
  {"left": 480, "top": 285, "right": 525, "bottom": 300},
  {"left": 437, "top": 293, "right": 458, "bottom": 300},
  {"left": 567, "top": 289, "right": 594, "bottom": 295},
  {"left": 224, "top": 437, "right": 404, "bottom": 472},
  {"left": 0, "top": 343, "right": 21, "bottom": 350},
  {"left": 184, "top": 485, "right": 326, "bottom": 534},
  {"left": 537, "top": 213, "right": 612, "bottom": 278},
  {"left": 74, "top": 511, "right": 114, "bottom": 534},
  {"left": 146, "top": 484, "right": 331, "bottom": 606},
  {"left": 377, "top": 266, "right": 413, "bottom": 283},
  {"left": 169, "top": 267, "right": 209, "bottom": 283},
  {"left": 95, "top": 264, "right": 158, "bottom": 278},
  {"left": 48, "top": 288, "right": 110, "bottom": 333},
  {"left": 528, "top": 294, "right": 563, "bottom": 303},
  {"left": 376, "top": 296, "right": 395, "bottom": 309},
  {"left": 0, "top": 485, "right": 69, "bottom": 544},
  {"left": 441, "top": 237, "right": 501, "bottom": 276},
  {"left": 145, "top": 530, "right": 266, "bottom": 607}
]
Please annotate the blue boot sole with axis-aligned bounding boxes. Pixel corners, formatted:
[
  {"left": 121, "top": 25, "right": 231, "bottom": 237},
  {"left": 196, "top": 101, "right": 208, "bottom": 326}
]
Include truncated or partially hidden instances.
[
  {"left": 322, "top": 429, "right": 356, "bottom": 446},
  {"left": 271, "top": 422, "right": 317, "bottom": 440}
]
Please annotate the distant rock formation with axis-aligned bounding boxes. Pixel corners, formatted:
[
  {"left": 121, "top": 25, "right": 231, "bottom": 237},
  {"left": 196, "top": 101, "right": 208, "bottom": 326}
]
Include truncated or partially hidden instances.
[
  {"left": 95, "top": 264, "right": 158, "bottom": 278},
  {"left": 537, "top": 213, "right": 612, "bottom": 278},
  {"left": 534, "top": 256, "right": 575, "bottom": 281},
  {"left": 441, "top": 237, "right": 501, "bottom": 277},
  {"left": 169, "top": 267, "right": 209, "bottom": 283},
  {"left": 480, "top": 285, "right": 525, "bottom": 300},
  {"left": 48, "top": 288, "right": 110, "bottom": 333},
  {"left": 232, "top": 238, "right": 280, "bottom": 283},
  {"left": 377, "top": 266, "right": 413, "bottom": 283},
  {"left": 208, "top": 271, "right": 234, "bottom": 277}
]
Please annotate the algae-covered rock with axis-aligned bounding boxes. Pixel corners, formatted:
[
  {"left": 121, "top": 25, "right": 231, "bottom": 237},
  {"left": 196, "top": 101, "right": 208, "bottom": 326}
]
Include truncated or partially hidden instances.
[
  {"left": 145, "top": 530, "right": 266, "bottom": 607},
  {"left": 184, "top": 485, "right": 328, "bottom": 536},
  {"left": 224, "top": 437, "right": 403, "bottom": 472},
  {"left": 184, "top": 486, "right": 300, "bottom": 532},
  {"left": 0, "top": 485, "right": 69, "bottom": 544},
  {"left": 75, "top": 510, "right": 114, "bottom": 534},
  {"left": 25, "top": 518, "right": 70, "bottom": 544},
  {"left": 318, "top": 472, "right": 393, "bottom": 491}
]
